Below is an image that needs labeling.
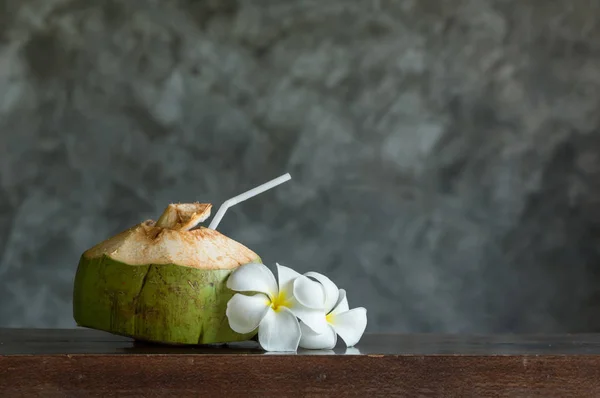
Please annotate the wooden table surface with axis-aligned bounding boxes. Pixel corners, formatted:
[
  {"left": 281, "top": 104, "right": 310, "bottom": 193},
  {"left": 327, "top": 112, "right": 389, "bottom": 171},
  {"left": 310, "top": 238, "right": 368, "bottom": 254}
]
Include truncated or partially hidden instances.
[{"left": 2, "top": 329, "right": 600, "bottom": 397}]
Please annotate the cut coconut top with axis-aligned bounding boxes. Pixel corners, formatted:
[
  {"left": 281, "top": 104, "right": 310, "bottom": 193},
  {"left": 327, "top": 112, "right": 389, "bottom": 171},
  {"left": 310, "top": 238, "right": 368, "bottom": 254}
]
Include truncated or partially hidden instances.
[
  {"left": 155, "top": 202, "right": 212, "bottom": 231},
  {"left": 84, "top": 203, "right": 259, "bottom": 269}
]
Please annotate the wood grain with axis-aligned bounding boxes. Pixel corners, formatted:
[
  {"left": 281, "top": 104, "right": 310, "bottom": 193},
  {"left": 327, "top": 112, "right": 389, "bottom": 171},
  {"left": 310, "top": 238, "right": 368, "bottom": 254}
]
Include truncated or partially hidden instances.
[{"left": 2, "top": 329, "right": 600, "bottom": 397}]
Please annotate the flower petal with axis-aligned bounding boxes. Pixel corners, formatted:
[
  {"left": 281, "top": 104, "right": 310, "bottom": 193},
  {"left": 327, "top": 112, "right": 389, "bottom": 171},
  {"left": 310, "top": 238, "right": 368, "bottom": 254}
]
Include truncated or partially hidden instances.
[
  {"left": 293, "top": 275, "right": 326, "bottom": 310},
  {"left": 258, "top": 307, "right": 301, "bottom": 352},
  {"left": 226, "top": 293, "right": 270, "bottom": 334},
  {"left": 331, "top": 289, "right": 349, "bottom": 315},
  {"left": 287, "top": 297, "right": 329, "bottom": 334},
  {"left": 299, "top": 322, "right": 337, "bottom": 350},
  {"left": 305, "top": 271, "right": 339, "bottom": 313},
  {"left": 330, "top": 307, "right": 367, "bottom": 347},
  {"left": 276, "top": 263, "right": 301, "bottom": 293},
  {"left": 226, "top": 263, "right": 278, "bottom": 299}
]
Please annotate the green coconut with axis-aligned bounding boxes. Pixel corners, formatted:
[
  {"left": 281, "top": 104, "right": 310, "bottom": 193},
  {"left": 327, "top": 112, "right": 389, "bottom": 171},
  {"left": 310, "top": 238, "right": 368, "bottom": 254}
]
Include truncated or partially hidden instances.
[{"left": 73, "top": 203, "right": 260, "bottom": 345}]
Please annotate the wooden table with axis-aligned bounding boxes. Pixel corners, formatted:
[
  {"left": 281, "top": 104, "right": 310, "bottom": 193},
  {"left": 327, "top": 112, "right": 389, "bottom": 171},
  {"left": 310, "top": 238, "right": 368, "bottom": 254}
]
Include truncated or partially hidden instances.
[{"left": 2, "top": 329, "right": 600, "bottom": 397}]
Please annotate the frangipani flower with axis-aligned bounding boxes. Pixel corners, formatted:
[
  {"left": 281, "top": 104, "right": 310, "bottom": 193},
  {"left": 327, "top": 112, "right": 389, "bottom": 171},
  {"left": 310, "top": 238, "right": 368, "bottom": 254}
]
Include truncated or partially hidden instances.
[
  {"left": 226, "top": 263, "right": 328, "bottom": 351},
  {"left": 299, "top": 272, "right": 367, "bottom": 350}
]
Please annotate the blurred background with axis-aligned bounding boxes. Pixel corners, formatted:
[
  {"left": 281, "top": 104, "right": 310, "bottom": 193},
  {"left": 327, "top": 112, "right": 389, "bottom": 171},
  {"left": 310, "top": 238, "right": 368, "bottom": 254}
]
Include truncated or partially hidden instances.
[{"left": 2, "top": 0, "right": 600, "bottom": 333}]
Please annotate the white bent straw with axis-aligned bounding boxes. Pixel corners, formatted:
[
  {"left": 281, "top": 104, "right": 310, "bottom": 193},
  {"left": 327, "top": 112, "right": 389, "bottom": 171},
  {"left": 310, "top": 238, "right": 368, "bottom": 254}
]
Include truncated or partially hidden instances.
[{"left": 208, "top": 173, "right": 292, "bottom": 230}]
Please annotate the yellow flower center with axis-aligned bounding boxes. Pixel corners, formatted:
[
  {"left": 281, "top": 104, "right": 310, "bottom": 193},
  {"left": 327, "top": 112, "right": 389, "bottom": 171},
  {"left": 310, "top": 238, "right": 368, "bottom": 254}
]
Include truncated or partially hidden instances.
[
  {"left": 270, "top": 291, "right": 291, "bottom": 312},
  {"left": 326, "top": 313, "right": 334, "bottom": 324}
]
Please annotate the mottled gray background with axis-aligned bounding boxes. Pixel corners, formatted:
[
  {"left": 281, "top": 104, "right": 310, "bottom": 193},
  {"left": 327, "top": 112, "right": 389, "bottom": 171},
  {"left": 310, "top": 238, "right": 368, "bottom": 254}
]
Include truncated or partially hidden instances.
[{"left": 2, "top": 0, "right": 600, "bottom": 333}]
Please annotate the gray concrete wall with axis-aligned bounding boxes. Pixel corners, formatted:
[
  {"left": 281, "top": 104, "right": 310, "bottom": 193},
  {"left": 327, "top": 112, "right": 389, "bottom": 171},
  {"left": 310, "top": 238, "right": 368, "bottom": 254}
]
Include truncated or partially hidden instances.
[{"left": 2, "top": 0, "right": 600, "bottom": 332}]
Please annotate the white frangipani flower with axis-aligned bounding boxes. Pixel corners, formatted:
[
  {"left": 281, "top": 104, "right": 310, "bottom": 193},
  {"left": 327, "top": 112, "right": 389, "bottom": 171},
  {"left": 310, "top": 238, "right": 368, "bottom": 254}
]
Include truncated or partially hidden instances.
[
  {"left": 299, "top": 272, "right": 367, "bottom": 350},
  {"left": 226, "top": 263, "right": 328, "bottom": 351}
]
